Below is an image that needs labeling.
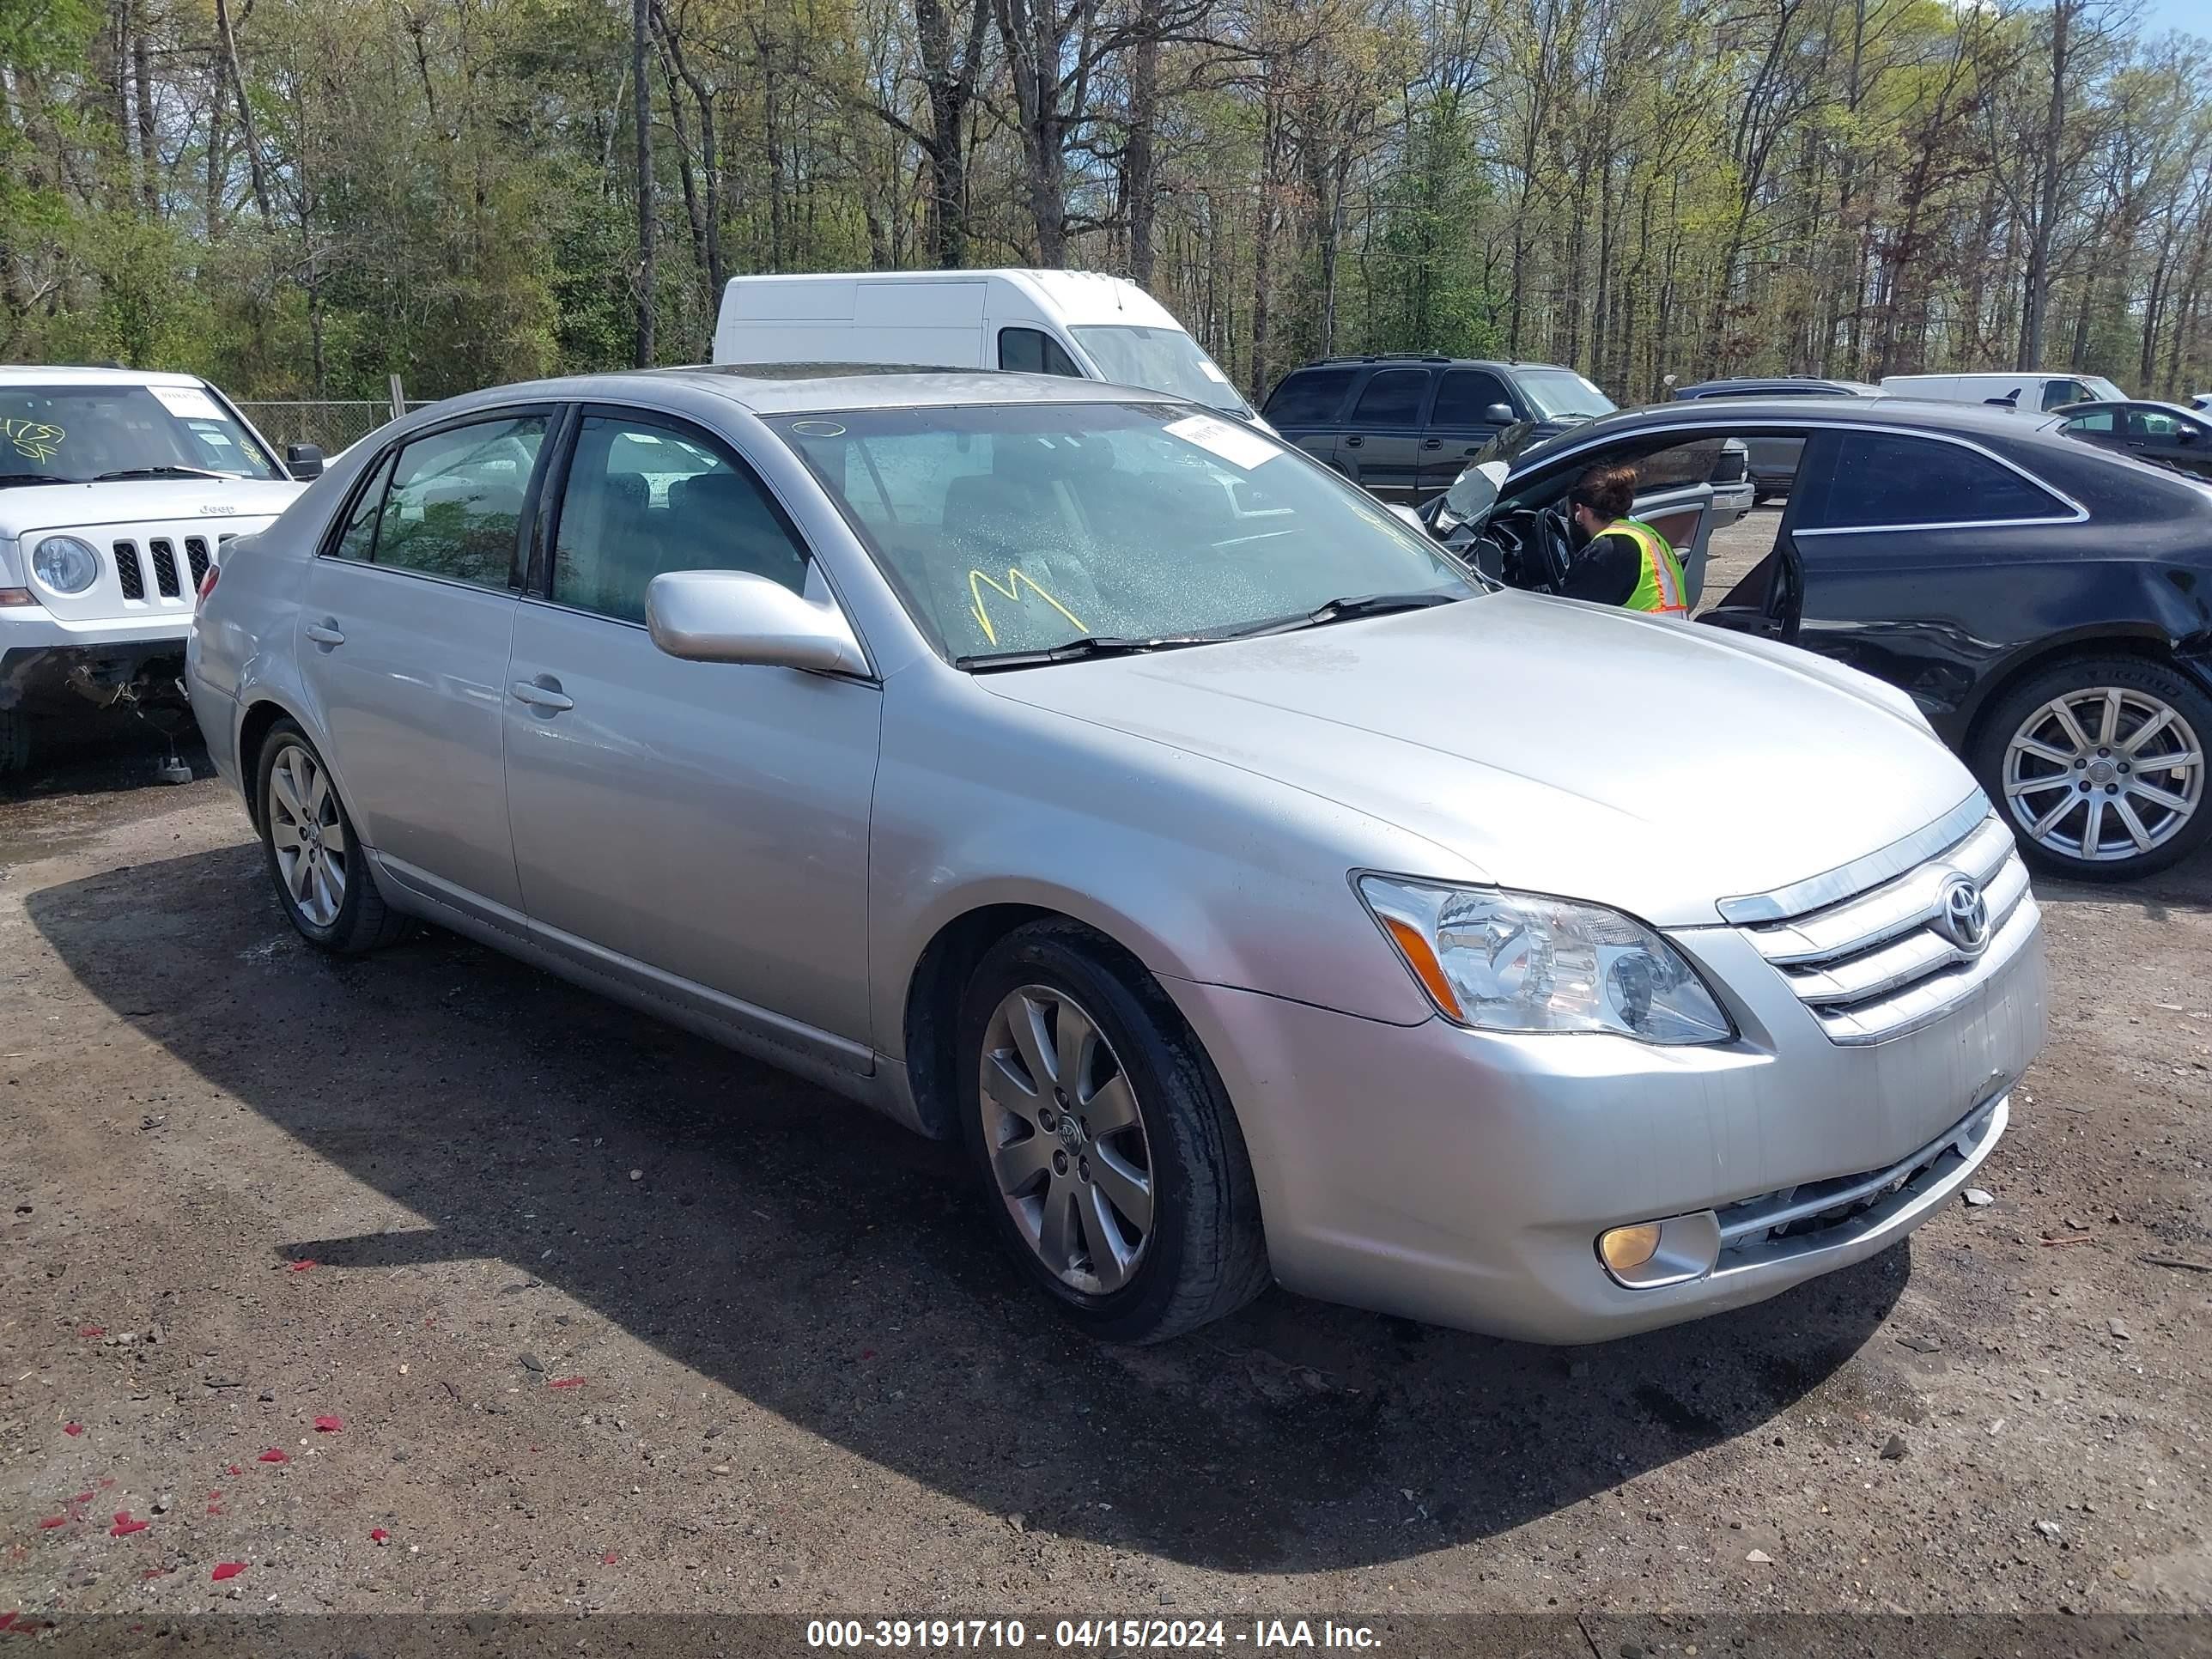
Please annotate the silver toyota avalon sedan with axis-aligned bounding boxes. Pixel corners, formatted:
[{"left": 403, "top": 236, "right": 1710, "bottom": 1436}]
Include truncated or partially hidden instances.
[{"left": 187, "top": 367, "right": 2048, "bottom": 1345}]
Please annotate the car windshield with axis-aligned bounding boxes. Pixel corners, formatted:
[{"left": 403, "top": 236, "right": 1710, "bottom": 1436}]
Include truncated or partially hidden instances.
[
  {"left": 0, "top": 383, "right": 283, "bottom": 485},
  {"left": 2082, "top": 376, "right": 2128, "bottom": 403},
  {"left": 1514, "top": 368, "right": 1616, "bottom": 422},
  {"left": 1066, "top": 326, "right": 1254, "bottom": 418},
  {"left": 769, "top": 401, "right": 1479, "bottom": 664}
]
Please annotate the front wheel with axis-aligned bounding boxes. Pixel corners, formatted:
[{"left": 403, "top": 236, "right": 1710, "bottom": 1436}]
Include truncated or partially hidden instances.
[
  {"left": 1973, "top": 657, "right": 2212, "bottom": 882},
  {"left": 957, "top": 921, "right": 1269, "bottom": 1343},
  {"left": 256, "top": 720, "right": 409, "bottom": 952}
]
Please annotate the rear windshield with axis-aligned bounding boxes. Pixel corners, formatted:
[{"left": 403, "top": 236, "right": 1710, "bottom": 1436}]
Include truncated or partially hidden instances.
[{"left": 0, "top": 383, "right": 283, "bottom": 485}]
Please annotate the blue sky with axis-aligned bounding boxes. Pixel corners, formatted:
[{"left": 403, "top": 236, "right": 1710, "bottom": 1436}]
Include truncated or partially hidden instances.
[{"left": 2142, "top": 0, "right": 2210, "bottom": 39}]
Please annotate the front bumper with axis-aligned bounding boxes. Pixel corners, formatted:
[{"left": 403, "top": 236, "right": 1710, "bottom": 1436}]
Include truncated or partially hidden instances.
[
  {"left": 2, "top": 610, "right": 194, "bottom": 711},
  {"left": 1166, "top": 904, "right": 2045, "bottom": 1344}
]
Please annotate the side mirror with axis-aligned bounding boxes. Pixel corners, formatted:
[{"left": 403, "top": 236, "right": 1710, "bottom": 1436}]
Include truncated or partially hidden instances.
[
  {"left": 285, "top": 443, "right": 325, "bottom": 480},
  {"left": 1482, "top": 403, "right": 1516, "bottom": 424},
  {"left": 1443, "top": 458, "right": 1510, "bottom": 526},
  {"left": 646, "top": 568, "right": 868, "bottom": 674}
]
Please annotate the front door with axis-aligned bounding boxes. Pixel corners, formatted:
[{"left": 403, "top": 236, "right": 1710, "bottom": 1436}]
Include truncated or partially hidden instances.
[
  {"left": 294, "top": 410, "right": 550, "bottom": 915},
  {"left": 501, "top": 406, "right": 882, "bottom": 1054},
  {"left": 1333, "top": 367, "right": 1432, "bottom": 502},
  {"left": 2126, "top": 405, "right": 2212, "bottom": 478},
  {"left": 1418, "top": 368, "right": 1518, "bottom": 497}
]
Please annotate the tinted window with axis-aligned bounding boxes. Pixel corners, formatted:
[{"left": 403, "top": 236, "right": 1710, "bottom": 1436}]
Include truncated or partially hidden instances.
[
  {"left": 550, "top": 415, "right": 807, "bottom": 623},
  {"left": 372, "top": 416, "right": 544, "bottom": 586},
  {"left": 2063, "top": 408, "right": 2117, "bottom": 433},
  {"left": 1000, "top": 328, "right": 1082, "bottom": 378},
  {"left": 2128, "top": 407, "right": 2202, "bottom": 440},
  {"left": 1349, "top": 369, "right": 1429, "bottom": 427},
  {"left": 1809, "top": 433, "right": 2063, "bottom": 530},
  {"left": 2040, "top": 380, "right": 2089, "bottom": 412},
  {"left": 1261, "top": 368, "right": 1355, "bottom": 425},
  {"left": 330, "top": 454, "right": 394, "bottom": 562},
  {"left": 1430, "top": 369, "right": 1513, "bottom": 428},
  {"left": 1635, "top": 437, "right": 1727, "bottom": 490}
]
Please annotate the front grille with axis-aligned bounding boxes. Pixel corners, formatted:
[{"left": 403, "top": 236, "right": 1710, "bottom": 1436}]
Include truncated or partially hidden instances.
[
  {"left": 184, "top": 536, "right": 211, "bottom": 586},
  {"left": 1737, "top": 813, "right": 2033, "bottom": 1044},
  {"left": 113, "top": 541, "right": 145, "bottom": 599},
  {"left": 1717, "top": 1097, "right": 2000, "bottom": 1255},
  {"left": 146, "top": 538, "right": 181, "bottom": 597}
]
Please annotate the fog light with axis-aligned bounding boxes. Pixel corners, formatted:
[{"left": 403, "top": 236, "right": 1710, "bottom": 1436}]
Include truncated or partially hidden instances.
[
  {"left": 1598, "top": 1223, "right": 1662, "bottom": 1273},
  {"left": 1595, "top": 1211, "right": 1723, "bottom": 1290}
]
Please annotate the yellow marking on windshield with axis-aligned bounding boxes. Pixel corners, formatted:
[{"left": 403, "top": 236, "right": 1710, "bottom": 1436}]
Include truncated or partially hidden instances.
[
  {"left": 969, "top": 568, "right": 1085, "bottom": 646},
  {"left": 3, "top": 418, "right": 65, "bottom": 463}
]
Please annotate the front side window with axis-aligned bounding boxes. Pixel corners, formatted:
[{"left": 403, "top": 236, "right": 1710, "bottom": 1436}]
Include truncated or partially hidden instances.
[
  {"left": 2041, "top": 380, "right": 2089, "bottom": 412},
  {"left": 769, "top": 401, "right": 1477, "bottom": 661},
  {"left": 550, "top": 416, "right": 808, "bottom": 623},
  {"left": 2128, "top": 407, "right": 2199, "bottom": 441},
  {"left": 1431, "top": 369, "right": 1514, "bottom": 428},
  {"left": 1066, "top": 325, "right": 1251, "bottom": 417},
  {"left": 1805, "top": 432, "right": 2065, "bottom": 531},
  {"left": 999, "top": 328, "right": 1083, "bottom": 378},
  {"left": 1349, "top": 369, "right": 1429, "bottom": 427},
  {"left": 0, "top": 382, "right": 283, "bottom": 485},
  {"left": 372, "top": 416, "right": 545, "bottom": 587}
]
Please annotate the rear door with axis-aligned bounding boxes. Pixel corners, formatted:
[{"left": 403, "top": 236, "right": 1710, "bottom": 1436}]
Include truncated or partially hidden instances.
[
  {"left": 1333, "top": 368, "right": 1433, "bottom": 502},
  {"left": 1418, "top": 368, "right": 1519, "bottom": 497},
  {"left": 294, "top": 408, "right": 551, "bottom": 917},
  {"left": 2125, "top": 405, "right": 2212, "bottom": 478},
  {"left": 1258, "top": 366, "right": 1357, "bottom": 465}
]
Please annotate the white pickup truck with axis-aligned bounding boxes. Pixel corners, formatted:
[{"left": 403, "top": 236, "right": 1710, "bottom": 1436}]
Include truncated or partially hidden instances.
[{"left": 1, "top": 367, "right": 316, "bottom": 773}]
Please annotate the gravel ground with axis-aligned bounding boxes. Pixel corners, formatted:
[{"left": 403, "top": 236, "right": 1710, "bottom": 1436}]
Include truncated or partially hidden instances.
[{"left": 2, "top": 699, "right": 2209, "bottom": 1626}]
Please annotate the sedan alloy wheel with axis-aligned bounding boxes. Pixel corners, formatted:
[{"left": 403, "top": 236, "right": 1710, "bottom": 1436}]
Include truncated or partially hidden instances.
[
  {"left": 266, "top": 739, "right": 349, "bottom": 926},
  {"left": 977, "top": 984, "right": 1156, "bottom": 1295},
  {"left": 2002, "top": 685, "right": 2203, "bottom": 864}
]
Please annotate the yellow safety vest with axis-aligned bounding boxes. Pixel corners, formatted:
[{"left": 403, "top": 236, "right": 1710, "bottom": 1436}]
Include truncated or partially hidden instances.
[{"left": 1604, "top": 518, "right": 1689, "bottom": 615}]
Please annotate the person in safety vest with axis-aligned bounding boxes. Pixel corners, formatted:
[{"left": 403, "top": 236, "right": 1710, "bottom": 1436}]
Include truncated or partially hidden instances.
[{"left": 1559, "top": 463, "right": 1689, "bottom": 614}]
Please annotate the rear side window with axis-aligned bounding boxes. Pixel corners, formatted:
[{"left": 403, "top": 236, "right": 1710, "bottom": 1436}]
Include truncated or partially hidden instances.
[
  {"left": 1261, "top": 368, "right": 1355, "bottom": 425},
  {"left": 369, "top": 416, "right": 546, "bottom": 587},
  {"left": 1430, "top": 369, "right": 1513, "bottom": 428},
  {"left": 1348, "top": 368, "right": 1429, "bottom": 427},
  {"left": 2063, "top": 409, "right": 2116, "bottom": 434},
  {"left": 330, "top": 454, "right": 394, "bottom": 562},
  {"left": 1803, "top": 433, "right": 2065, "bottom": 531},
  {"left": 1000, "top": 328, "right": 1082, "bottom": 378}
]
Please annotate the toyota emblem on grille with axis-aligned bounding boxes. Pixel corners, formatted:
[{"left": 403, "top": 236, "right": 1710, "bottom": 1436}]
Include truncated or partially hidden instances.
[{"left": 1935, "top": 873, "right": 1990, "bottom": 955}]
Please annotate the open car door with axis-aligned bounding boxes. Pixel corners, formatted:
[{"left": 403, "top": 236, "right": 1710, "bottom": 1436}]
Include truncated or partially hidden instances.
[{"left": 1630, "top": 482, "right": 1717, "bottom": 609}]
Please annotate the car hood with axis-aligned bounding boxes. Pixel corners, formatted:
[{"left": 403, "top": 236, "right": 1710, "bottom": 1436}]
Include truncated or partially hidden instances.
[
  {"left": 0, "top": 478, "right": 303, "bottom": 538},
  {"left": 977, "top": 593, "right": 1981, "bottom": 929}
]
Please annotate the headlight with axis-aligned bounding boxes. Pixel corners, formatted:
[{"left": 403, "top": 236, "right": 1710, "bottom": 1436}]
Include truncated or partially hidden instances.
[
  {"left": 31, "top": 535, "right": 101, "bottom": 595},
  {"left": 1357, "top": 875, "right": 1734, "bottom": 1044}
]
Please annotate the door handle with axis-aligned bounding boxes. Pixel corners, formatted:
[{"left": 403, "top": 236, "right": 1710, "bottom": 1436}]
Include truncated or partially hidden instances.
[
  {"left": 1342, "top": 434, "right": 1364, "bottom": 448},
  {"left": 304, "top": 620, "right": 345, "bottom": 647},
  {"left": 1421, "top": 438, "right": 1443, "bottom": 449},
  {"left": 510, "top": 678, "right": 574, "bottom": 713}
]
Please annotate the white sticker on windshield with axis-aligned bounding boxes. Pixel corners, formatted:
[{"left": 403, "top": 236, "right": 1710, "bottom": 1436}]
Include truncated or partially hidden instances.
[
  {"left": 1197, "top": 356, "right": 1229, "bottom": 383},
  {"left": 149, "top": 385, "right": 223, "bottom": 421},
  {"left": 1164, "top": 412, "right": 1279, "bottom": 471}
]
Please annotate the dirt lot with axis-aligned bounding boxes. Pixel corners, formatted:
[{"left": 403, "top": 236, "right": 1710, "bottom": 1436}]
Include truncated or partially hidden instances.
[{"left": 2, "top": 709, "right": 2209, "bottom": 1628}]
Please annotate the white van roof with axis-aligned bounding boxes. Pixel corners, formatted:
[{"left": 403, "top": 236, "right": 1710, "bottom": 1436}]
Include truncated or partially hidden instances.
[
  {"left": 720, "top": 268, "right": 1181, "bottom": 331},
  {"left": 0, "top": 365, "right": 208, "bottom": 388}
]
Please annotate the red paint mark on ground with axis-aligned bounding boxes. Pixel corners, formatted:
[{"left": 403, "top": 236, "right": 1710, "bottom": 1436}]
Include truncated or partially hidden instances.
[
  {"left": 226, "top": 1466, "right": 241, "bottom": 1477},
  {"left": 68, "top": 1494, "right": 92, "bottom": 1507},
  {"left": 36, "top": 1518, "right": 64, "bottom": 1530},
  {"left": 369, "top": 1528, "right": 388, "bottom": 1543},
  {"left": 257, "top": 1449, "right": 289, "bottom": 1464},
  {"left": 205, "top": 1505, "right": 224, "bottom": 1516},
  {"left": 0, "top": 1612, "right": 18, "bottom": 1632},
  {"left": 547, "top": 1377, "right": 585, "bottom": 1389},
  {"left": 210, "top": 1562, "right": 246, "bottom": 1582},
  {"left": 61, "top": 1424, "right": 82, "bottom": 1437},
  {"left": 108, "top": 1516, "right": 149, "bottom": 1538},
  {"left": 288, "top": 1260, "right": 316, "bottom": 1273},
  {"left": 76, "top": 1327, "right": 104, "bottom": 1339},
  {"left": 860, "top": 1349, "right": 877, "bottom": 1360},
  {"left": 313, "top": 1416, "right": 343, "bottom": 1433},
  {"left": 602, "top": 1551, "right": 619, "bottom": 1565}
]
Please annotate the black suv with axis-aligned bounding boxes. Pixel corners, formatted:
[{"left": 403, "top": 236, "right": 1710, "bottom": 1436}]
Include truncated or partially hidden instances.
[{"left": 1261, "top": 356, "right": 1618, "bottom": 503}]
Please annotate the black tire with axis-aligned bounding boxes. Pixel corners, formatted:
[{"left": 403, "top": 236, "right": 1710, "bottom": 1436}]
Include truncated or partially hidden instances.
[
  {"left": 956, "top": 920, "right": 1270, "bottom": 1344},
  {"left": 1972, "top": 655, "right": 2212, "bottom": 883},
  {"left": 255, "top": 719, "right": 410, "bottom": 953},
  {"left": 0, "top": 709, "right": 28, "bottom": 777}
]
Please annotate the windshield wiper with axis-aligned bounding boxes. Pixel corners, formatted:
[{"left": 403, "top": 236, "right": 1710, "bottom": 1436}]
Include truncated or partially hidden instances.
[
  {"left": 0, "top": 474, "right": 81, "bottom": 489},
  {"left": 90, "top": 465, "right": 228, "bottom": 482},
  {"left": 956, "top": 634, "right": 1219, "bottom": 672},
  {"left": 1252, "top": 591, "right": 1468, "bottom": 635}
]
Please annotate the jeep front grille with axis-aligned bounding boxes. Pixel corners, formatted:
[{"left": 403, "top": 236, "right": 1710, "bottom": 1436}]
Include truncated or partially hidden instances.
[
  {"left": 114, "top": 542, "right": 145, "bottom": 599},
  {"left": 1735, "top": 812, "right": 2035, "bottom": 1045}
]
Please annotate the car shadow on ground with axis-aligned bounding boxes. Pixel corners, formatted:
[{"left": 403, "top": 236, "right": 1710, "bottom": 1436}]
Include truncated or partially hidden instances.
[{"left": 27, "top": 844, "right": 1908, "bottom": 1572}]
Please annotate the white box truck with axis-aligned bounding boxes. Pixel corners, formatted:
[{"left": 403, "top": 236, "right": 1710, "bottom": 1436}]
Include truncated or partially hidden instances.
[{"left": 712, "top": 269, "right": 1261, "bottom": 422}]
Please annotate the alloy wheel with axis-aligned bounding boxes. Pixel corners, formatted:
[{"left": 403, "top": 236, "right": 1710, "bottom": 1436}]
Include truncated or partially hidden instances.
[
  {"left": 2002, "top": 686, "right": 2203, "bottom": 864},
  {"left": 977, "top": 985, "right": 1155, "bottom": 1295},
  {"left": 267, "top": 742, "right": 349, "bottom": 927}
]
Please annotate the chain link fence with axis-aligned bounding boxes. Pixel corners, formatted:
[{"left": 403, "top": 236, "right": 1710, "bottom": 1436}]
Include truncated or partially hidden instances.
[{"left": 234, "top": 399, "right": 439, "bottom": 459}]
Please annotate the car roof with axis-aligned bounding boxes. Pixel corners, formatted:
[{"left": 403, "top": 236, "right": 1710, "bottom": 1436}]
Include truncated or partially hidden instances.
[
  {"left": 1513, "top": 393, "right": 2087, "bottom": 457},
  {"left": 1288, "top": 356, "right": 1574, "bottom": 374},
  {"left": 1674, "top": 377, "right": 1876, "bottom": 395},
  {"left": 0, "top": 365, "right": 209, "bottom": 388},
  {"left": 423, "top": 363, "right": 1176, "bottom": 418}
]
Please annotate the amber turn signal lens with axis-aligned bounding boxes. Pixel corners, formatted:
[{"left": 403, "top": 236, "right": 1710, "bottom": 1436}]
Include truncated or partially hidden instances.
[{"left": 1379, "top": 915, "right": 1465, "bottom": 1020}]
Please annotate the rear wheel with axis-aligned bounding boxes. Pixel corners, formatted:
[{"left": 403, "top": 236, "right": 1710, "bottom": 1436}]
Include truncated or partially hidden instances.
[
  {"left": 256, "top": 720, "right": 409, "bottom": 952},
  {"left": 957, "top": 921, "right": 1269, "bottom": 1343},
  {"left": 1973, "top": 657, "right": 2211, "bottom": 882}
]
